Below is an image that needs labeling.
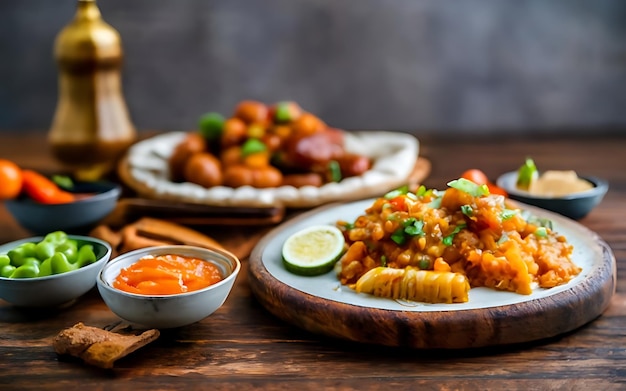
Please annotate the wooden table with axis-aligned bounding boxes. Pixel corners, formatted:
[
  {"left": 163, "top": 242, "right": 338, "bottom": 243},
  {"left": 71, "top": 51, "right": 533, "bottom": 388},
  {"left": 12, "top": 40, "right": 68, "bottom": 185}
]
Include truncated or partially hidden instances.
[{"left": 1, "top": 131, "right": 625, "bottom": 390}]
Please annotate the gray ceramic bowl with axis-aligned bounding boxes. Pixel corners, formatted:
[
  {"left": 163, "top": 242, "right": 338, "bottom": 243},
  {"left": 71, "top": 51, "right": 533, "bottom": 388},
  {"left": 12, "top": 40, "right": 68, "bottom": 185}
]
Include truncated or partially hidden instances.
[
  {"left": 0, "top": 235, "right": 112, "bottom": 307},
  {"left": 5, "top": 181, "right": 121, "bottom": 235},
  {"left": 496, "top": 171, "right": 608, "bottom": 220},
  {"left": 97, "top": 245, "right": 241, "bottom": 329}
]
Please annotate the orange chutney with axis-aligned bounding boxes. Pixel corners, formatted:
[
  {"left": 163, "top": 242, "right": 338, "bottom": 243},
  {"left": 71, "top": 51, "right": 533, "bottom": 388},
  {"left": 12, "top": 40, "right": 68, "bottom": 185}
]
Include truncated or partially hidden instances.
[{"left": 113, "top": 254, "right": 223, "bottom": 295}]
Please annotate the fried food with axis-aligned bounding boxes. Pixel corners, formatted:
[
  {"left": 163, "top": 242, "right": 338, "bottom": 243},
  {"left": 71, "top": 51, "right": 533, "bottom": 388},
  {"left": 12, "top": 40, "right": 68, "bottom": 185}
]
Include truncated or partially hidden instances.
[{"left": 53, "top": 322, "right": 160, "bottom": 368}]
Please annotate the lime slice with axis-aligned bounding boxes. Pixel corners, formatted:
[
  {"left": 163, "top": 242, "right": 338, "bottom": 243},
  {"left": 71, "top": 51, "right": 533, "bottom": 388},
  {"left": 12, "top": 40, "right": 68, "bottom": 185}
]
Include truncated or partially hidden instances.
[{"left": 282, "top": 225, "right": 345, "bottom": 276}]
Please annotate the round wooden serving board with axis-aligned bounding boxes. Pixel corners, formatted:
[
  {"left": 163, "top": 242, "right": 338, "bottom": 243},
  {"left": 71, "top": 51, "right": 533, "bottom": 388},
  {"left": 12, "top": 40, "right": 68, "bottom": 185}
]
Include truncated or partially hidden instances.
[{"left": 248, "top": 199, "right": 616, "bottom": 349}]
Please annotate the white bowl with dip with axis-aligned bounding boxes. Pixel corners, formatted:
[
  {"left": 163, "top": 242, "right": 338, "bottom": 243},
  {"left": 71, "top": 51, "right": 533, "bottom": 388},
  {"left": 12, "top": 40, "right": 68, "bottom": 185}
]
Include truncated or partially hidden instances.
[{"left": 97, "top": 245, "right": 240, "bottom": 329}]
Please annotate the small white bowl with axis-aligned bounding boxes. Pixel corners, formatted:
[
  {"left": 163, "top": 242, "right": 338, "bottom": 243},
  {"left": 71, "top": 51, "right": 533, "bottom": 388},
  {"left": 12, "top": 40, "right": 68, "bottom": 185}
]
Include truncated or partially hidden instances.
[
  {"left": 0, "top": 235, "right": 112, "bottom": 307},
  {"left": 496, "top": 171, "right": 608, "bottom": 220},
  {"left": 97, "top": 245, "right": 240, "bottom": 329}
]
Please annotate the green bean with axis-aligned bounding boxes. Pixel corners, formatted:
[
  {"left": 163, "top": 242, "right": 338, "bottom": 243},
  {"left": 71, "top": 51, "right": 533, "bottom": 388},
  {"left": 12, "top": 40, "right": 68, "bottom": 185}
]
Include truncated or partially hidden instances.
[
  {"left": 2, "top": 232, "right": 100, "bottom": 279},
  {"left": 75, "top": 244, "right": 96, "bottom": 268},
  {"left": 38, "top": 257, "right": 52, "bottom": 277},
  {"left": 7, "top": 242, "right": 37, "bottom": 267},
  {"left": 9, "top": 263, "right": 40, "bottom": 279},
  {"left": 50, "top": 252, "right": 77, "bottom": 275},
  {"left": 34, "top": 241, "right": 56, "bottom": 261},
  {"left": 0, "top": 254, "right": 10, "bottom": 269},
  {"left": 55, "top": 240, "right": 78, "bottom": 263},
  {"left": 1, "top": 264, "right": 16, "bottom": 278},
  {"left": 54, "top": 240, "right": 78, "bottom": 263},
  {"left": 21, "top": 257, "right": 41, "bottom": 268},
  {"left": 43, "top": 231, "right": 68, "bottom": 246}
]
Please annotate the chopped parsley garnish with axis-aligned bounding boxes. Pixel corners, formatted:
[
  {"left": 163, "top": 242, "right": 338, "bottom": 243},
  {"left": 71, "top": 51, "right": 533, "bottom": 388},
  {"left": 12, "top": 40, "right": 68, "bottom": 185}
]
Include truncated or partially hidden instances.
[
  {"left": 390, "top": 217, "right": 426, "bottom": 245},
  {"left": 500, "top": 209, "right": 518, "bottom": 221},
  {"left": 380, "top": 255, "right": 387, "bottom": 267},
  {"left": 404, "top": 219, "right": 425, "bottom": 236},
  {"left": 391, "top": 228, "right": 407, "bottom": 245},
  {"left": 442, "top": 223, "right": 467, "bottom": 246},
  {"left": 461, "top": 204, "right": 473, "bottom": 217}
]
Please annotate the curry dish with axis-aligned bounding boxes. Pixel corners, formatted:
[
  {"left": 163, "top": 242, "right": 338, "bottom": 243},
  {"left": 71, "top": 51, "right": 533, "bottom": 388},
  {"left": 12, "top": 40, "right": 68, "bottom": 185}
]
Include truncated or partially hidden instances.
[{"left": 336, "top": 179, "right": 582, "bottom": 304}]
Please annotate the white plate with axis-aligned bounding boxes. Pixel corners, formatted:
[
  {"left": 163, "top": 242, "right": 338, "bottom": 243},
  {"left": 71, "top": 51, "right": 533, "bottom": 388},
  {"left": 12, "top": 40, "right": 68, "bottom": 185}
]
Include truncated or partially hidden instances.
[
  {"left": 120, "top": 131, "right": 419, "bottom": 208},
  {"left": 248, "top": 198, "right": 616, "bottom": 348},
  {"left": 261, "top": 199, "right": 598, "bottom": 311}
]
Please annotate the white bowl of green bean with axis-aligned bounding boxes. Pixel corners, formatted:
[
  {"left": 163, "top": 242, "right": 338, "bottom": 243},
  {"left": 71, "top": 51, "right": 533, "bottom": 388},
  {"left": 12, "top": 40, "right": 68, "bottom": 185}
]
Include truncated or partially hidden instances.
[{"left": 0, "top": 232, "right": 112, "bottom": 307}]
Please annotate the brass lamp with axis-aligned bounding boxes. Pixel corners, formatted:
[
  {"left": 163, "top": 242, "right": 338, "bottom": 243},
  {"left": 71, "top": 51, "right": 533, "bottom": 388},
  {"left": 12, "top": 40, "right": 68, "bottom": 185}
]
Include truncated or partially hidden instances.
[{"left": 48, "top": 0, "right": 136, "bottom": 179}]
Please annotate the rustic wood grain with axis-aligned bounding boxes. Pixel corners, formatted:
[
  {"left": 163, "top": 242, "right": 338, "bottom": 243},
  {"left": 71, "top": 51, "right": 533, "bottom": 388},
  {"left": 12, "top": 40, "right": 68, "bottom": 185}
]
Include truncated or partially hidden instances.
[{"left": 1, "top": 132, "right": 625, "bottom": 390}]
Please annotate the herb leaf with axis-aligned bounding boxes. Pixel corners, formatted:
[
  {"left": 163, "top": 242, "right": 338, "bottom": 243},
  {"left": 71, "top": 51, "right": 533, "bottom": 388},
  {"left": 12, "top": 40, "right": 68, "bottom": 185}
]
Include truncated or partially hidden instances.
[
  {"left": 442, "top": 223, "right": 466, "bottom": 246},
  {"left": 500, "top": 209, "right": 518, "bottom": 221},
  {"left": 384, "top": 185, "right": 409, "bottom": 199},
  {"left": 461, "top": 205, "right": 473, "bottom": 217},
  {"left": 447, "top": 178, "right": 490, "bottom": 197}
]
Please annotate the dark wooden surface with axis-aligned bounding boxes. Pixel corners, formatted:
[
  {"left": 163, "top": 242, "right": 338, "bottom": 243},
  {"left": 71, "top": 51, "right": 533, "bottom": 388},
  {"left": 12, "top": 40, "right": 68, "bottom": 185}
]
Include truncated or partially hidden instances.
[{"left": 1, "top": 131, "right": 625, "bottom": 390}]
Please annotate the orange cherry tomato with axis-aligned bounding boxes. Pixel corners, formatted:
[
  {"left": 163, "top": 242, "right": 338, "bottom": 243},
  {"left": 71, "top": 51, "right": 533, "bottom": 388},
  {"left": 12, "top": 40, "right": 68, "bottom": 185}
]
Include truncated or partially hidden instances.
[
  {"left": 21, "top": 170, "right": 75, "bottom": 204},
  {"left": 0, "top": 159, "right": 23, "bottom": 200}
]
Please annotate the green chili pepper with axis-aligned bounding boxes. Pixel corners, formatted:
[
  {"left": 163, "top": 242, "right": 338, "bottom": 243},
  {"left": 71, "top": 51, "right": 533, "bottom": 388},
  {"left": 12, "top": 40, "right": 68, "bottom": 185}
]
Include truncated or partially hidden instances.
[
  {"left": 1, "top": 265, "right": 16, "bottom": 278},
  {"left": 9, "top": 263, "right": 40, "bottom": 279},
  {"left": 35, "top": 240, "right": 56, "bottom": 262},
  {"left": 50, "top": 252, "right": 77, "bottom": 275},
  {"left": 75, "top": 244, "right": 96, "bottom": 268},
  {"left": 55, "top": 240, "right": 78, "bottom": 263},
  {"left": 8, "top": 242, "right": 37, "bottom": 267},
  {"left": 0, "top": 254, "right": 10, "bottom": 269},
  {"left": 38, "top": 257, "right": 52, "bottom": 277}
]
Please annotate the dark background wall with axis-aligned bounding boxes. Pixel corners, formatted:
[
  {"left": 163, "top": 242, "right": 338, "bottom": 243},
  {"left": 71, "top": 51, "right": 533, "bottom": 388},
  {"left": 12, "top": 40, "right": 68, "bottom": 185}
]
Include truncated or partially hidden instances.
[{"left": 1, "top": 0, "right": 626, "bottom": 136}]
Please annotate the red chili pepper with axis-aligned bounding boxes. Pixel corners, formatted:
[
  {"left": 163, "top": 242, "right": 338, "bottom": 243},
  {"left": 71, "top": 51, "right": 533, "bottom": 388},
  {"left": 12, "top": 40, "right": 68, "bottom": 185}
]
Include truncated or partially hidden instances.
[{"left": 21, "top": 170, "right": 75, "bottom": 204}]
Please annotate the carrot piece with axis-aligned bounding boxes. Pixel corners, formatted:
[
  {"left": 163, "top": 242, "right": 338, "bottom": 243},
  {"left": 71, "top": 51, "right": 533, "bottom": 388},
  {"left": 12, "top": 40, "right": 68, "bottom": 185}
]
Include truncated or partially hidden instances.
[{"left": 21, "top": 170, "right": 75, "bottom": 204}]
